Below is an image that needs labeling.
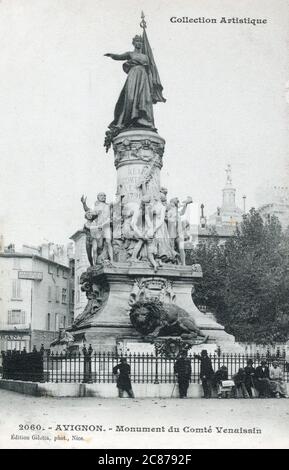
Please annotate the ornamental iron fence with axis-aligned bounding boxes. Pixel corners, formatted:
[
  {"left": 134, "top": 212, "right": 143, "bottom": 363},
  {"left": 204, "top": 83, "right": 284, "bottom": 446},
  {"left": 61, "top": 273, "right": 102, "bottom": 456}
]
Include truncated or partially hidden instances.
[{"left": 1, "top": 345, "right": 288, "bottom": 384}]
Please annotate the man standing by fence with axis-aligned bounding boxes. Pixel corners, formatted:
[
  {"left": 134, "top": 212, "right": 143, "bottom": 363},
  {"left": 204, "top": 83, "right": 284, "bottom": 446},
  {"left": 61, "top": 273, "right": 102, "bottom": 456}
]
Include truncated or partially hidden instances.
[
  {"left": 113, "top": 358, "right": 135, "bottom": 398},
  {"left": 174, "top": 352, "right": 192, "bottom": 398},
  {"left": 194, "top": 349, "right": 215, "bottom": 398},
  {"left": 255, "top": 360, "right": 271, "bottom": 398},
  {"left": 244, "top": 359, "right": 256, "bottom": 398}
]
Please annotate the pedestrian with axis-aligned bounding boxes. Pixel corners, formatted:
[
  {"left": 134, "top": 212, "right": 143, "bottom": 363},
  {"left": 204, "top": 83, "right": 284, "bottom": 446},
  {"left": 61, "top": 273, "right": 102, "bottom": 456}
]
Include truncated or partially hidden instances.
[
  {"left": 174, "top": 352, "right": 192, "bottom": 398},
  {"left": 214, "top": 365, "right": 235, "bottom": 398},
  {"left": 233, "top": 368, "right": 249, "bottom": 398},
  {"left": 269, "top": 360, "right": 288, "bottom": 398},
  {"left": 194, "top": 349, "right": 214, "bottom": 398},
  {"left": 255, "top": 360, "right": 271, "bottom": 398},
  {"left": 244, "top": 359, "right": 256, "bottom": 398},
  {"left": 113, "top": 357, "right": 135, "bottom": 398}
]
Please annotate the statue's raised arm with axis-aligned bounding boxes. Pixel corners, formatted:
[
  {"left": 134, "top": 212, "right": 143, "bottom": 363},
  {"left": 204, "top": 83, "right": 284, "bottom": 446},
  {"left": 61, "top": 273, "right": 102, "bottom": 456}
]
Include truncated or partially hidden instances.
[{"left": 104, "top": 52, "right": 131, "bottom": 61}]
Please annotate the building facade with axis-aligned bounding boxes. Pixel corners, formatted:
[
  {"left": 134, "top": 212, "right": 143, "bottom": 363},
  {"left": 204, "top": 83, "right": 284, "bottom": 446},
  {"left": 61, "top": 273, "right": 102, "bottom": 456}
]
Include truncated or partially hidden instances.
[
  {"left": 70, "top": 230, "right": 89, "bottom": 320},
  {"left": 0, "top": 245, "right": 74, "bottom": 351},
  {"left": 257, "top": 186, "right": 289, "bottom": 231}
]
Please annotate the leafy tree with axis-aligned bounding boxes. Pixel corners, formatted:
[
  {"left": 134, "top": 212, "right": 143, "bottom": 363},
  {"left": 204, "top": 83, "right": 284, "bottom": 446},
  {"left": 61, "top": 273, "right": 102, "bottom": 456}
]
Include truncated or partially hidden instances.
[
  {"left": 187, "top": 209, "right": 289, "bottom": 344},
  {"left": 186, "top": 234, "right": 226, "bottom": 313}
]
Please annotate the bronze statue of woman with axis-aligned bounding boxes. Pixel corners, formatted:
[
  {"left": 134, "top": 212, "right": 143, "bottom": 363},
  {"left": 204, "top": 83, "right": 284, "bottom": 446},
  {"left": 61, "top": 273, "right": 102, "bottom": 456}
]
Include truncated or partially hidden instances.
[{"left": 104, "top": 22, "right": 165, "bottom": 134}]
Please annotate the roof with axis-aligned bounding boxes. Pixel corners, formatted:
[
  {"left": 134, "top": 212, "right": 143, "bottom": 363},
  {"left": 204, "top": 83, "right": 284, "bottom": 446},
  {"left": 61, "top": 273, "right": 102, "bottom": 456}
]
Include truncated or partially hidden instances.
[
  {"left": 0, "top": 253, "right": 70, "bottom": 270},
  {"left": 70, "top": 229, "right": 85, "bottom": 241},
  {"left": 191, "top": 224, "right": 237, "bottom": 237}
]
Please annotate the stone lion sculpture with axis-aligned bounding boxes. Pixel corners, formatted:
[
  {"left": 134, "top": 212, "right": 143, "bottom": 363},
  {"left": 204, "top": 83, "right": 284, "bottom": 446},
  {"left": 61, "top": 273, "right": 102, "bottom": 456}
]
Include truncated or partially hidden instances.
[{"left": 130, "top": 299, "right": 208, "bottom": 341}]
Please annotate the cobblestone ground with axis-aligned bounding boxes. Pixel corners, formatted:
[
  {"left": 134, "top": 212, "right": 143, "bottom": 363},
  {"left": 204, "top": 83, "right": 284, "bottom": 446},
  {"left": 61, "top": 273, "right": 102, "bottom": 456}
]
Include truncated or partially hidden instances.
[{"left": 0, "top": 389, "right": 288, "bottom": 449}]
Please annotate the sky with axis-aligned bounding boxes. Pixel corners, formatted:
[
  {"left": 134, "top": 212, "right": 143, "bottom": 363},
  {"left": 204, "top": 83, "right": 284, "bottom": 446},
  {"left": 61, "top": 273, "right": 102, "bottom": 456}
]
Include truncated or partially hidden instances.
[{"left": 0, "top": 0, "right": 288, "bottom": 248}]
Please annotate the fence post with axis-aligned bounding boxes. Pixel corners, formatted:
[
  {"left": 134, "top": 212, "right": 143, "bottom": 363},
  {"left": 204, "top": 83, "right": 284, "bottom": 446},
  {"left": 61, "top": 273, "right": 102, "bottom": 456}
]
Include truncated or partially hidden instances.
[
  {"left": 46, "top": 349, "right": 50, "bottom": 382},
  {"left": 217, "top": 345, "right": 221, "bottom": 370},
  {"left": 82, "top": 344, "right": 93, "bottom": 384},
  {"left": 55, "top": 352, "right": 59, "bottom": 383},
  {"left": 39, "top": 344, "right": 45, "bottom": 383},
  {"left": 154, "top": 351, "right": 159, "bottom": 385}
]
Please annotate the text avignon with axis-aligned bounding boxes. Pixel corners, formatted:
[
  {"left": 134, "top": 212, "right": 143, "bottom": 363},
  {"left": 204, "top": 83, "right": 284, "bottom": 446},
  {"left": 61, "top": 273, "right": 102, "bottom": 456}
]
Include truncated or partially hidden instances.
[{"left": 53, "top": 424, "right": 262, "bottom": 434}]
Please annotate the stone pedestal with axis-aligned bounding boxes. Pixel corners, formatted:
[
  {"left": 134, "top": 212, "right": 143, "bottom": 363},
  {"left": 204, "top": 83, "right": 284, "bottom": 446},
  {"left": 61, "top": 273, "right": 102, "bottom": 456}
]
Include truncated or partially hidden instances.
[
  {"left": 68, "top": 128, "right": 242, "bottom": 355},
  {"left": 69, "top": 263, "right": 239, "bottom": 352},
  {"left": 113, "top": 129, "right": 165, "bottom": 204},
  {"left": 116, "top": 339, "right": 219, "bottom": 356}
]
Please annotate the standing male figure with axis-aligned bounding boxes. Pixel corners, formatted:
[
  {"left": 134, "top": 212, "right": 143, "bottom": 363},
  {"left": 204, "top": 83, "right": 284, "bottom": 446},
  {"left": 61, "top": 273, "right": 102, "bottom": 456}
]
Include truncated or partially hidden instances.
[
  {"left": 174, "top": 352, "right": 192, "bottom": 398},
  {"left": 195, "top": 349, "right": 214, "bottom": 398},
  {"left": 244, "top": 359, "right": 256, "bottom": 398},
  {"left": 81, "top": 193, "right": 113, "bottom": 265},
  {"left": 255, "top": 360, "right": 271, "bottom": 398},
  {"left": 113, "top": 357, "right": 135, "bottom": 398},
  {"left": 167, "top": 197, "right": 192, "bottom": 265}
]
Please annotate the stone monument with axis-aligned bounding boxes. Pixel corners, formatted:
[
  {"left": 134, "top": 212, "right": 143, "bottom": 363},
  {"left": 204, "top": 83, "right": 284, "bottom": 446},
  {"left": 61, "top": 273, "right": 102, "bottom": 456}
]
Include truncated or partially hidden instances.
[{"left": 68, "top": 13, "right": 238, "bottom": 355}]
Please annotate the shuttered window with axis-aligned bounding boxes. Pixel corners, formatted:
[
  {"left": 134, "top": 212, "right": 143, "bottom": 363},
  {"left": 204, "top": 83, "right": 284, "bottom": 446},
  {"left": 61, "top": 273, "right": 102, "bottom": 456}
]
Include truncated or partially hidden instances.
[
  {"left": 55, "top": 313, "right": 59, "bottom": 330},
  {"left": 12, "top": 280, "right": 21, "bottom": 299},
  {"left": 55, "top": 286, "right": 60, "bottom": 302},
  {"left": 48, "top": 286, "right": 52, "bottom": 302},
  {"left": 8, "top": 310, "right": 25, "bottom": 324},
  {"left": 62, "top": 288, "right": 67, "bottom": 304}
]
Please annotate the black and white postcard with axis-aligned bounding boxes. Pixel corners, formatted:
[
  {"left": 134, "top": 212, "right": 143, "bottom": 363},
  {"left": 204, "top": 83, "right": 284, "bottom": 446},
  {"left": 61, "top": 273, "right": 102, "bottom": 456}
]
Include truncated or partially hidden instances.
[{"left": 0, "top": 0, "right": 288, "bottom": 450}]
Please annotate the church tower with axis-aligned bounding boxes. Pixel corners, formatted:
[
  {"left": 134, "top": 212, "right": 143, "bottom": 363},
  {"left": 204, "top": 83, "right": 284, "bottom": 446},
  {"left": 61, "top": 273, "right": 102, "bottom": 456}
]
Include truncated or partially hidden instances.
[
  {"left": 222, "top": 164, "right": 236, "bottom": 210},
  {"left": 208, "top": 164, "right": 243, "bottom": 227}
]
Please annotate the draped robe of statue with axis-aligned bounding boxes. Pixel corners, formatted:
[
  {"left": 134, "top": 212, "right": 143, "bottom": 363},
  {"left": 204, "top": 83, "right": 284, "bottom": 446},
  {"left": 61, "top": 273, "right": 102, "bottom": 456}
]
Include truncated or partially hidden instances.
[
  {"left": 151, "top": 199, "right": 178, "bottom": 263},
  {"left": 126, "top": 198, "right": 178, "bottom": 265},
  {"left": 109, "top": 29, "right": 166, "bottom": 130},
  {"left": 110, "top": 52, "right": 154, "bottom": 129}
]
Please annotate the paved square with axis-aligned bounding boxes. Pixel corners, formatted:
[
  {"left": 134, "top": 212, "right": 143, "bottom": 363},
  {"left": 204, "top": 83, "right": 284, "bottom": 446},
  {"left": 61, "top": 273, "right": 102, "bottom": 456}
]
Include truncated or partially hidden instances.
[{"left": 0, "top": 389, "right": 288, "bottom": 448}]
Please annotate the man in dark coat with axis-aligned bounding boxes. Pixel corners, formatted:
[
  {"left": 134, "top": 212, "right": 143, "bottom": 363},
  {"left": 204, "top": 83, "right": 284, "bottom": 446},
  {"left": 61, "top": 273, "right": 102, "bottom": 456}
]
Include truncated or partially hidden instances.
[
  {"left": 174, "top": 352, "right": 192, "bottom": 398},
  {"left": 244, "top": 359, "right": 256, "bottom": 398},
  {"left": 113, "top": 358, "right": 135, "bottom": 398},
  {"left": 255, "top": 360, "right": 271, "bottom": 398},
  {"left": 214, "top": 365, "right": 233, "bottom": 398},
  {"left": 195, "top": 349, "right": 214, "bottom": 398}
]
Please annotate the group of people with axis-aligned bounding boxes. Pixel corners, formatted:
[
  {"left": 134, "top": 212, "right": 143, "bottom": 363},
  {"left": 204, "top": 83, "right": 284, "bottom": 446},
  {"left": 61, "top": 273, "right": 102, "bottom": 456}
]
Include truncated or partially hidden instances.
[
  {"left": 191, "top": 350, "right": 288, "bottom": 399},
  {"left": 112, "top": 352, "right": 288, "bottom": 399},
  {"left": 232, "top": 358, "right": 288, "bottom": 399}
]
